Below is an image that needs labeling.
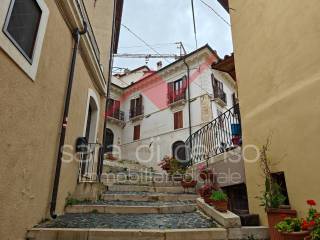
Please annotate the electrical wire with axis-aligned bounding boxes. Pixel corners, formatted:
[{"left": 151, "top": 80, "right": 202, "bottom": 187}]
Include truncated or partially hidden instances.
[
  {"left": 199, "top": 0, "right": 231, "bottom": 26},
  {"left": 121, "top": 24, "right": 171, "bottom": 64},
  {"left": 190, "top": 0, "right": 198, "bottom": 50},
  {"left": 119, "top": 43, "right": 177, "bottom": 49}
]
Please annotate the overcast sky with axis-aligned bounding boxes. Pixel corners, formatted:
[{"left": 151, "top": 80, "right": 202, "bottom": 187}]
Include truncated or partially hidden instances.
[{"left": 113, "top": 0, "right": 233, "bottom": 72}]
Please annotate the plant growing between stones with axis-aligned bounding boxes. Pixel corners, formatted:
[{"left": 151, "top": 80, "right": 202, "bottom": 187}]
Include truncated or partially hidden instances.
[{"left": 65, "top": 193, "right": 89, "bottom": 207}]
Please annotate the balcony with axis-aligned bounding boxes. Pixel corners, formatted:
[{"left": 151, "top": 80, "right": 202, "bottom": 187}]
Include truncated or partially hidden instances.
[
  {"left": 129, "top": 107, "right": 144, "bottom": 121},
  {"left": 168, "top": 90, "right": 187, "bottom": 109},
  {"left": 107, "top": 110, "right": 125, "bottom": 127},
  {"left": 214, "top": 88, "right": 227, "bottom": 107}
]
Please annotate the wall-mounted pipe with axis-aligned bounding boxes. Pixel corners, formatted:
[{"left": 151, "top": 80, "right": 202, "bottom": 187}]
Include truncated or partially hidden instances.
[
  {"left": 183, "top": 58, "right": 193, "bottom": 163},
  {"left": 50, "top": 22, "right": 87, "bottom": 219}
]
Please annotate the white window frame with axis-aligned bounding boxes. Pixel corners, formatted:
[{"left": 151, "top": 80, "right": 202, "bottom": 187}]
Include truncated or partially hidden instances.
[{"left": 0, "top": 0, "right": 49, "bottom": 81}]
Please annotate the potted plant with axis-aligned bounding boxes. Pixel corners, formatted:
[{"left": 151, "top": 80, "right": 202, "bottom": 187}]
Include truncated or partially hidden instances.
[
  {"left": 198, "top": 183, "right": 214, "bottom": 204},
  {"left": 198, "top": 164, "right": 215, "bottom": 182},
  {"left": 181, "top": 175, "right": 197, "bottom": 192},
  {"left": 257, "top": 139, "right": 296, "bottom": 240},
  {"left": 275, "top": 218, "right": 310, "bottom": 240},
  {"left": 210, "top": 190, "right": 229, "bottom": 212},
  {"left": 306, "top": 200, "right": 320, "bottom": 240},
  {"left": 159, "top": 156, "right": 186, "bottom": 181},
  {"left": 275, "top": 200, "right": 319, "bottom": 240}
]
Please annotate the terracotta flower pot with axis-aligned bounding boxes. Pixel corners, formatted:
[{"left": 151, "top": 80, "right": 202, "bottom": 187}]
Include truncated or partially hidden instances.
[
  {"left": 203, "top": 195, "right": 214, "bottom": 205},
  {"left": 181, "top": 180, "right": 197, "bottom": 189},
  {"left": 281, "top": 231, "right": 310, "bottom": 240},
  {"left": 267, "top": 208, "right": 297, "bottom": 240},
  {"left": 212, "top": 200, "right": 228, "bottom": 212}
]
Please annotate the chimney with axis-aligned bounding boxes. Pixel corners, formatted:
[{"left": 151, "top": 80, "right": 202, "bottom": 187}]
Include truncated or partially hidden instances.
[{"left": 157, "top": 61, "right": 163, "bottom": 70}]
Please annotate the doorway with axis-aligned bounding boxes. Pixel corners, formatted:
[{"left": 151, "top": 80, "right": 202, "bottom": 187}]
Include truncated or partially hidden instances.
[
  {"left": 105, "top": 128, "right": 114, "bottom": 153},
  {"left": 172, "top": 141, "right": 187, "bottom": 165}
]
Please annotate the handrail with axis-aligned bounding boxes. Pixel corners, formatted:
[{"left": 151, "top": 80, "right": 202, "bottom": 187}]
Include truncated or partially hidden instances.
[{"left": 185, "top": 104, "right": 241, "bottom": 166}]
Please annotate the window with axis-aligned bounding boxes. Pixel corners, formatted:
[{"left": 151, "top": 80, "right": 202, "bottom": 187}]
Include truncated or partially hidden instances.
[
  {"left": 0, "top": 0, "right": 49, "bottom": 80},
  {"left": 174, "top": 111, "right": 183, "bottom": 129},
  {"left": 4, "top": 0, "right": 42, "bottom": 63},
  {"left": 130, "top": 95, "right": 143, "bottom": 118},
  {"left": 211, "top": 74, "right": 227, "bottom": 104},
  {"left": 107, "top": 99, "right": 122, "bottom": 120},
  {"left": 168, "top": 77, "right": 187, "bottom": 104},
  {"left": 133, "top": 125, "right": 140, "bottom": 141}
]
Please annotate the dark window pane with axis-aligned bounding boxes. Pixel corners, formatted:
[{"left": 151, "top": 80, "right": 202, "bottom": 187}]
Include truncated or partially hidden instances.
[{"left": 5, "top": 0, "right": 42, "bottom": 61}]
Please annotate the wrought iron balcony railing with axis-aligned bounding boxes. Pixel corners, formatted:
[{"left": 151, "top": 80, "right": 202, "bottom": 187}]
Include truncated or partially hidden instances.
[
  {"left": 129, "top": 106, "right": 144, "bottom": 119},
  {"left": 168, "top": 90, "right": 187, "bottom": 104},
  {"left": 185, "top": 104, "right": 241, "bottom": 166},
  {"left": 107, "top": 109, "right": 125, "bottom": 121}
]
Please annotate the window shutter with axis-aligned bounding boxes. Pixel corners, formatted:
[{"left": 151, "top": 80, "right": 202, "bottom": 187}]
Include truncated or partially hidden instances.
[
  {"left": 134, "top": 125, "right": 140, "bottom": 140},
  {"left": 168, "top": 82, "right": 174, "bottom": 103},
  {"left": 137, "top": 95, "right": 143, "bottom": 115},
  {"left": 174, "top": 111, "right": 183, "bottom": 129},
  {"left": 130, "top": 99, "right": 135, "bottom": 118},
  {"left": 211, "top": 74, "right": 216, "bottom": 91}
]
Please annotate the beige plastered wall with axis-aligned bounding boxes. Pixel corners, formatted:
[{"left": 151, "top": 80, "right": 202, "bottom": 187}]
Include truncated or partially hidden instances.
[
  {"left": 0, "top": 0, "right": 109, "bottom": 239},
  {"left": 229, "top": 0, "right": 320, "bottom": 225}
]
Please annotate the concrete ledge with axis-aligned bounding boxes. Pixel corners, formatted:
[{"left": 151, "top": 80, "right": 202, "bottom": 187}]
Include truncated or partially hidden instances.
[
  {"left": 197, "top": 198, "right": 241, "bottom": 228},
  {"left": 65, "top": 204, "right": 196, "bottom": 214},
  {"left": 102, "top": 193, "right": 198, "bottom": 202},
  {"left": 27, "top": 228, "right": 227, "bottom": 240},
  {"left": 228, "top": 227, "right": 269, "bottom": 240}
]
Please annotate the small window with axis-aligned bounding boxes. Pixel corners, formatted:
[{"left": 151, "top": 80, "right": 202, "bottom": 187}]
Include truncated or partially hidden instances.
[
  {"left": 271, "top": 172, "right": 290, "bottom": 205},
  {"left": 168, "top": 77, "right": 187, "bottom": 104},
  {"left": 3, "top": 0, "right": 42, "bottom": 63},
  {"left": 133, "top": 125, "right": 140, "bottom": 141},
  {"left": 174, "top": 111, "right": 183, "bottom": 130},
  {"left": 130, "top": 95, "right": 143, "bottom": 118}
]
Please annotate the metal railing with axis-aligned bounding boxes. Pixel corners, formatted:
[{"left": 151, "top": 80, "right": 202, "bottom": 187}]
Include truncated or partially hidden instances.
[
  {"left": 185, "top": 104, "right": 241, "bottom": 166},
  {"left": 168, "top": 90, "right": 187, "bottom": 104},
  {"left": 78, "top": 142, "right": 102, "bottom": 182},
  {"left": 129, "top": 106, "right": 144, "bottom": 119},
  {"left": 107, "top": 109, "right": 125, "bottom": 121}
]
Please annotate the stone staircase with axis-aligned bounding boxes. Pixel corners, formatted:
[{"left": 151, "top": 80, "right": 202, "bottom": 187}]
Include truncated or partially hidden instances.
[{"left": 26, "top": 160, "right": 269, "bottom": 240}]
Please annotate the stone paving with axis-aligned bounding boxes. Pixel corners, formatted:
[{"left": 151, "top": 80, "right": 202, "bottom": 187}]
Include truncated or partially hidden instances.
[
  {"left": 36, "top": 213, "right": 216, "bottom": 229},
  {"left": 75, "top": 200, "right": 195, "bottom": 206}
]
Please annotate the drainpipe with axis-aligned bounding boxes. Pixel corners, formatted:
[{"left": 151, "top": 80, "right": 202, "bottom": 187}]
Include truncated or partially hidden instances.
[
  {"left": 50, "top": 22, "right": 87, "bottom": 219},
  {"left": 99, "top": 0, "right": 118, "bottom": 181},
  {"left": 183, "top": 58, "right": 193, "bottom": 164}
]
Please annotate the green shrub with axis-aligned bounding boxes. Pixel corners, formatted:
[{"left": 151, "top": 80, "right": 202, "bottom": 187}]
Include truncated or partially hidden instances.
[{"left": 210, "top": 190, "right": 228, "bottom": 201}]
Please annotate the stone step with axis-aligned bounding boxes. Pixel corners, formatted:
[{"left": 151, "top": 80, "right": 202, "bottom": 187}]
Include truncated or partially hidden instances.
[
  {"left": 65, "top": 200, "right": 196, "bottom": 214},
  {"left": 107, "top": 184, "right": 195, "bottom": 193},
  {"left": 103, "top": 192, "right": 198, "bottom": 202},
  {"left": 27, "top": 228, "right": 227, "bottom": 240},
  {"left": 103, "top": 179, "right": 183, "bottom": 187}
]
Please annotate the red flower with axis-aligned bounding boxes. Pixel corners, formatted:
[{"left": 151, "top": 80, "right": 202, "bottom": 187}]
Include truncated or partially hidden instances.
[
  {"left": 309, "top": 220, "right": 316, "bottom": 227},
  {"left": 301, "top": 220, "right": 309, "bottom": 230},
  {"left": 307, "top": 200, "right": 316, "bottom": 206}
]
